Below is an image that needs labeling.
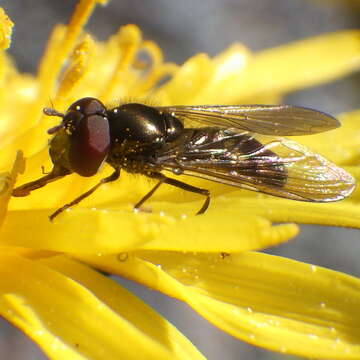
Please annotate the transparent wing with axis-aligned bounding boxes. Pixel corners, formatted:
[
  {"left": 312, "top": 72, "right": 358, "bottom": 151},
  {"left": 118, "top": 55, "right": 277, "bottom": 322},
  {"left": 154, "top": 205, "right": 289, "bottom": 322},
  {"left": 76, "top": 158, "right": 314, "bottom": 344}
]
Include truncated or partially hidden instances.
[
  {"left": 156, "top": 104, "right": 340, "bottom": 136},
  {"left": 157, "top": 130, "right": 354, "bottom": 202}
]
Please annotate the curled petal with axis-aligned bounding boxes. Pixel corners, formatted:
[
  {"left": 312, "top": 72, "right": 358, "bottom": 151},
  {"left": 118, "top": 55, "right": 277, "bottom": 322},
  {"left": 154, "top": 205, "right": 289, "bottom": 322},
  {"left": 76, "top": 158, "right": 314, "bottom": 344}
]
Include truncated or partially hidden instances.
[{"left": 84, "top": 251, "right": 360, "bottom": 359}]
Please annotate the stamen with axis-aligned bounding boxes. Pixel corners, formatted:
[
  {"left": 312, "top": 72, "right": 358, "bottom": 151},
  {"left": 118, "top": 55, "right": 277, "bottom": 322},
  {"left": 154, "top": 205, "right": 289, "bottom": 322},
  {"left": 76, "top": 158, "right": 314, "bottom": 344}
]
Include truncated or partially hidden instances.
[
  {"left": 57, "top": 34, "right": 95, "bottom": 98},
  {"left": 140, "top": 41, "right": 164, "bottom": 68},
  {"left": 132, "top": 40, "right": 178, "bottom": 96},
  {"left": 99, "top": 24, "right": 141, "bottom": 102},
  {"left": 133, "top": 62, "right": 178, "bottom": 96},
  {"left": 37, "top": 0, "right": 108, "bottom": 116}
]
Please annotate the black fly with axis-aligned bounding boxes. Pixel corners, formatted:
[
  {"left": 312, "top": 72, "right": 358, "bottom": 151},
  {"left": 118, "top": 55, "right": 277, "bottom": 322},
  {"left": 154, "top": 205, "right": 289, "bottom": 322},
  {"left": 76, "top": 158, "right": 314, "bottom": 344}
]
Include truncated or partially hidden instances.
[{"left": 12, "top": 97, "right": 355, "bottom": 220}]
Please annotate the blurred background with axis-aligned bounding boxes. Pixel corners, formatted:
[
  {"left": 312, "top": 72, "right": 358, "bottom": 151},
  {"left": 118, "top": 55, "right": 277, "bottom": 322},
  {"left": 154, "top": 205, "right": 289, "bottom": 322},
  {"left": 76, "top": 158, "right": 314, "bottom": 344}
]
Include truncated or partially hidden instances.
[{"left": 1, "top": 0, "right": 359, "bottom": 359}]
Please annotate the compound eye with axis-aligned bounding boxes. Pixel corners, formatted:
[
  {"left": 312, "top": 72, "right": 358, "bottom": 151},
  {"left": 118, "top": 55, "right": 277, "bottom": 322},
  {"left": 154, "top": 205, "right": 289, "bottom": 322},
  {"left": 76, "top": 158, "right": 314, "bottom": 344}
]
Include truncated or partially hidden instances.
[
  {"left": 69, "top": 114, "right": 110, "bottom": 177},
  {"left": 68, "top": 97, "right": 107, "bottom": 116}
]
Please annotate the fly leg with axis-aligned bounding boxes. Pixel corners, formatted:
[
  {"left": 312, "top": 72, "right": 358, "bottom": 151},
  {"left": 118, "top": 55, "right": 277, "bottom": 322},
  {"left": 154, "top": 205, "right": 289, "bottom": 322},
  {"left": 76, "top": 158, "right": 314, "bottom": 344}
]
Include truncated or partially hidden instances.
[
  {"left": 12, "top": 167, "right": 71, "bottom": 197},
  {"left": 49, "top": 168, "right": 120, "bottom": 221},
  {"left": 134, "top": 172, "right": 210, "bottom": 215}
]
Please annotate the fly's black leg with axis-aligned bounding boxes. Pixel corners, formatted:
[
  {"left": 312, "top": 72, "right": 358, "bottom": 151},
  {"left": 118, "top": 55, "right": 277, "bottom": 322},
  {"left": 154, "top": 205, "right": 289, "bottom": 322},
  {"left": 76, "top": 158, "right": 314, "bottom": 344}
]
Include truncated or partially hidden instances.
[
  {"left": 133, "top": 180, "right": 164, "bottom": 210},
  {"left": 13, "top": 167, "right": 71, "bottom": 197},
  {"left": 134, "top": 173, "right": 210, "bottom": 215},
  {"left": 49, "top": 168, "right": 120, "bottom": 221},
  {"left": 164, "top": 177, "right": 210, "bottom": 214}
]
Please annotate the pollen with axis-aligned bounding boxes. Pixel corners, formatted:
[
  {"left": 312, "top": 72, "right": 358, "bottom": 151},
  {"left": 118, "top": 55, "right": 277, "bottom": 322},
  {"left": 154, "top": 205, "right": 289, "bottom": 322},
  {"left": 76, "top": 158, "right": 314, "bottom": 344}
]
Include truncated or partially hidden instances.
[{"left": 0, "top": 7, "right": 13, "bottom": 50}]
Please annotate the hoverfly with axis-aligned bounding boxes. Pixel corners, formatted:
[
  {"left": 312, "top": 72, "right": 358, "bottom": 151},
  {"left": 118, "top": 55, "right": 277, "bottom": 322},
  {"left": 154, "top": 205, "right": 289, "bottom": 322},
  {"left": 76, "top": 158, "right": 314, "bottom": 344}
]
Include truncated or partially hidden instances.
[{"left": 12, "top": 97, "right": 355, "bottom": 220}]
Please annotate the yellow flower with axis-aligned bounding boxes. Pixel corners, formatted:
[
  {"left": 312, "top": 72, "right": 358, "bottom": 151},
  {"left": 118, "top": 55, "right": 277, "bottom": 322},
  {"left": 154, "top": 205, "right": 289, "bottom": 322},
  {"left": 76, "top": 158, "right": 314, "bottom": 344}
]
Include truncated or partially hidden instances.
[{"left": 0, "top": 0, "right": 360, "bottom": 358}]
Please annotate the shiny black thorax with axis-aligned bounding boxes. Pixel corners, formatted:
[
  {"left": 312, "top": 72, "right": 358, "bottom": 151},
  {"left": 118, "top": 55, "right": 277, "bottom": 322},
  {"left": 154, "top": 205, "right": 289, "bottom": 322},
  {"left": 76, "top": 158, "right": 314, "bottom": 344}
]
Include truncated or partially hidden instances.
[{"left": 106, "top": 103, "right": 184, "bottom": 173}]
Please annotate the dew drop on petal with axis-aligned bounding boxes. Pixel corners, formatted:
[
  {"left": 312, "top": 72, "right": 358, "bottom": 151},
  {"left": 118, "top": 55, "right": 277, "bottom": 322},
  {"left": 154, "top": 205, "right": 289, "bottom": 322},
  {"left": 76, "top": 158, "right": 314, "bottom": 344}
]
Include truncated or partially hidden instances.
[
  {"left": 232, "top": 308, "right": 240, "bottom": 316},
  {"left": 255, "top": 322, "right": 268, "bottom": 329},
  {"left": 117, "top": 252, "right": 128, "bottom": 262}
]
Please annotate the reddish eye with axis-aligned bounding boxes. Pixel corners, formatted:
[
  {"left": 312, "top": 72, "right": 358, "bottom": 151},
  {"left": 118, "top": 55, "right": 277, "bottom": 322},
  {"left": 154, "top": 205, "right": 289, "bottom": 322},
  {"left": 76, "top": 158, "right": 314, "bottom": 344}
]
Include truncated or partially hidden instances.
[
  {"left": 69, "top": 114, "right": 110, "bottom": 176},
  {"left": 69, "top": 97, "right": 107, "bottom": 116}
]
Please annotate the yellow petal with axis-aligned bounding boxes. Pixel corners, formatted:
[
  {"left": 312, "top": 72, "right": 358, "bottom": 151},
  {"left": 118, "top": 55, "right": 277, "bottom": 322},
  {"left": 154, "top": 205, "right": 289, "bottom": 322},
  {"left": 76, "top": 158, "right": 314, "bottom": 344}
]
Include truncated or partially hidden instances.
[
  {"left": 0, "top": 252, "right": 203, "bottom": 360},
  {"left": 85, "top": 251, "right": 360, "bottom": 359},
  {"left": 40, "top": 255, "right": 205, "bottom": 360},
  {"left": 0, "top": 205, "right": 297, "bottom": 254},
  {"left": 219, "top": 31, "right": 360, "bottom": 103},
  {"left": 156, "top": 53, "right": 214, "bottom": 105},
  {"left": 157, "top": 44, "right": 251, "bottom": 105},
  {"left": 207, "top": 194, "right": 360, "bottom": 228},
  {"left": 139, "top": 212, "right": 298, "bottom": 252}
]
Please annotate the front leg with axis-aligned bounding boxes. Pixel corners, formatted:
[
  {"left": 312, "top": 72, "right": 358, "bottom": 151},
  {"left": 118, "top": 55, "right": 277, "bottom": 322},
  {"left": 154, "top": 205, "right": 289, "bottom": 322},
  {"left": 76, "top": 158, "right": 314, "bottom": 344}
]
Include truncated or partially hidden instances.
[
  {"left": 13, "top": 166, "right": 71, "bottom": 197},
  {"left": 49, "top": 168, "right": 121, "bottom": 221}
]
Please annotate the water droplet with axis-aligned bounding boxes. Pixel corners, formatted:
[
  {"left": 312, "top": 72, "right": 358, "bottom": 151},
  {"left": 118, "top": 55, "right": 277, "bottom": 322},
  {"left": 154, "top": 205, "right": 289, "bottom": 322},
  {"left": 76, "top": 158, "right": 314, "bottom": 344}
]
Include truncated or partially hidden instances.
[
  {"left": 255, "top": 322, "right": 268, "bottom": 328},
  {"left": 310, "top": 265, "right": 317, "bottom": 272},
  {"left": 246, "top": 307, "right": 253, "bottom": 313},
  {"left": 117, "top": 253, "right": 128, "bottom": 262},
  {"left": 319, "top": 302, "right": 326, "bottom": 308}
]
